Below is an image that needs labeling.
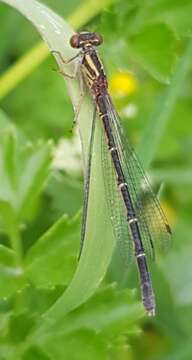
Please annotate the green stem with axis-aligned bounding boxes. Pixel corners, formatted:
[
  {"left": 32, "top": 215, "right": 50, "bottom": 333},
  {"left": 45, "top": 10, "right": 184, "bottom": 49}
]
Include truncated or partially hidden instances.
[
  {"left": 10, "top": 228, "right": 23, "bottom": 267},
  {"left": 137, "top": 39, "right": 192, "bottom": 169},
  {"left": 8, "top": 217, "right": 25, "bottom": 313},
  {"left": 0, "top": 43, "right": 48, "bottom": 100},
  {"left": 0, "top": 0, "right": 116, "bottom": 100}
]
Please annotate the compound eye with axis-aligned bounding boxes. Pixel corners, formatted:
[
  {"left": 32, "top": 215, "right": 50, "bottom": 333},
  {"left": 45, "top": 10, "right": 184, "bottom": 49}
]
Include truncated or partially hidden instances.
[
  {"left": 70, "top": 34, "right": 80, "bottom": 48},
  {"left": 94, "top": 32, "right": 103, "bottom": 46}
]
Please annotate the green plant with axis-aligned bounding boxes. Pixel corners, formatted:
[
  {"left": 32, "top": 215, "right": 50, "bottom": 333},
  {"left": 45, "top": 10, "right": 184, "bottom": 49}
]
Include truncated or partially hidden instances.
[{"left": 0, "top": 0, "right": 192, "bottom": 359}]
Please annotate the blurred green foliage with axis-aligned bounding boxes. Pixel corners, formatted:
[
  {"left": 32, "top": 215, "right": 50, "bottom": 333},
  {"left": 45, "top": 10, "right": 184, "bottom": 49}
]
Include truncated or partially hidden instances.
[{"left": 0, "top": 0, "right": 192, "bottom": 359}]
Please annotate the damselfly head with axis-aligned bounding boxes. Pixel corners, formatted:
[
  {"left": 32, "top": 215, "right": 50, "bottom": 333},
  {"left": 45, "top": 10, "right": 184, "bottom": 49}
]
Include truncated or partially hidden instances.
[{"left": 70, "top": 32, "right": 103, "bottom": 49}]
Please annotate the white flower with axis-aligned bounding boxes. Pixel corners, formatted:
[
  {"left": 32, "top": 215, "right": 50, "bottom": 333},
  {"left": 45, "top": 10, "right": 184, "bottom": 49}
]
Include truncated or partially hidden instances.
[{"left": 52, "top": 128, "right": 82, "bottom": 175}]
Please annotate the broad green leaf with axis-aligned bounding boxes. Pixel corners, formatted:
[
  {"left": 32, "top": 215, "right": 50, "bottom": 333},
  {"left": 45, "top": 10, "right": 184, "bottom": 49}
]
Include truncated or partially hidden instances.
[
  {"left": 1, "top": 0, "right": 116, "bottom": 337},
  {"left": 36, "top": 287, "right": 143, "bottom": 359},
  {"left": 128, "top": 23, "right": 176, "bottom": 83},
  {"left": 34, "top": 118, "right": 115, "bottom": 337},
  {"left": 25, "top": 214, "right": 80, "bottom": 287},
  {"left": 37, "top": 329, "right": 108, "bottom": 360},
  {"left": 6, "top": 287, "right": 141, "bottom": 359},
  {"left": 43, "top": 285, "right": 143, "bottom": 339}
]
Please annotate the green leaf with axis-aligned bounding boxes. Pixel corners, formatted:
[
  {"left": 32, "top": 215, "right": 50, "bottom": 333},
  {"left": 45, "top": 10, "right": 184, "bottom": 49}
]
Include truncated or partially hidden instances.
[
  {"left": 25, "top": 214, "right": 80, "bottom": 287},
  {"left": 151, "top": 266, "right": 184, "bottom": 339},
  {"left": 0, "top": 264, "right": 24, "bottom": 299},
  {"left": 0, "top": 245, "right": 15, "bottom": 266},
  {"left": 160, "top": 244, "right": 192, "bottom": 306},
  {"left": 22, "top": 346, "right": 51, "bottom": 360},
  {"left": 46, "top": 172, "right": 83, "bottom": 217},
  {"left": 0, "top": 127, "right": 52, "bottom": 219},
  {"left": 0, "top": 128, "right": 17, "bottom": 208},
  {"left": 0, "top": 126, "right": 53, "bottom": 272},
  {"left": 0, "top": 200, "right": 20, "bottom": 248},
  {"left": 1, "top": 0, "right": 116, "bottom": 338},
  {"left": 34, "top": 286, "right": 142, "bottom": 359},
  {"left": 16, "top": 285, "right": 64, "bottom": 316},
  {"left": 39, "top": 329, "right": 108, "bottom": 360},
  {"left": 33, "top": 118, "right": 115, "bottom": 337},
  {"left": 137, "top": 39, "right": 192, "bottom": 169},
  {"left": 45, "top": 285, "right": 143, "bottom": 338},
  {"left": 152, "top": 168, "right": 192, "bottom": 185},
  {"left": 128, "top": 23, "right": 176, "bottom": 83},
  {"left": 146, "top": 0, "right": 192, "bottom": 37},
  {"left": 0, "top": 125, "right": 53, "bottom": 296},
  {"left": 8, "top": 311, "right": 35, "bottom": 344},
  {"left": 0, "top": 108, "right": 11, "bottom": 128},
  {"left": 0, "top": 202, "right": 25, "bottom": 298},
  {"left": 17, "top": 140, "right": 53, "bottom": 218},
  {"left": 3, "top": 59, "right": 74, "bottom": 140},
  {"left": 156, "top": 338, "right": 192, "bottom": 360}
]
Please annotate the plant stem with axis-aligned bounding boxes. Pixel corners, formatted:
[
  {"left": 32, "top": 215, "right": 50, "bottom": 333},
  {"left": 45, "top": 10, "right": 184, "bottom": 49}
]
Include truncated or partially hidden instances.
[
  {"left": 8, "top": 218, "right": 26, "bottom": 313},
  {"left": 0, "top": 43, "right": 48, "bottom": 100},
  {"left": 10, "top": 228, "right": 23, "bottom": 267}
]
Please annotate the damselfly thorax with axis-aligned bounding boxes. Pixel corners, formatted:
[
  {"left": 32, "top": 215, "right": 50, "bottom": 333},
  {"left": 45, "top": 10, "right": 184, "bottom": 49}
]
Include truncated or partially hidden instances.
[{"left": 81, "top": 50, "right": 108, "bottom": 98}]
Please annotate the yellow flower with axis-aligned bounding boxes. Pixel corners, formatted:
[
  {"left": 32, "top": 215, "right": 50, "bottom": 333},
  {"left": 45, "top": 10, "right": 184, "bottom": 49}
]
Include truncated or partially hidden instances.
[
  {"left": 145, "top": 199, "right": 176, "bottom": 235},
  {"left": 160, "top": 201, "right": 176, "bottom": 229},
  {"left": 110, "top": 72, "right": 138, "bottom": 97}
]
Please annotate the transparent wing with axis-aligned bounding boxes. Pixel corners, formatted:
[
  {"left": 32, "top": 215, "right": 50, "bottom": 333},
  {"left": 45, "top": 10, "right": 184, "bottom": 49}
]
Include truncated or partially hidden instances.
[
  {"left": 101, "top": 127, "right": 134, "bottom": 267},
  {"left": 104, "top": 94, "right": 171, "bottom": 261},
  {"left": 79, "top": 107, "right": 97, "bottom": 258}
]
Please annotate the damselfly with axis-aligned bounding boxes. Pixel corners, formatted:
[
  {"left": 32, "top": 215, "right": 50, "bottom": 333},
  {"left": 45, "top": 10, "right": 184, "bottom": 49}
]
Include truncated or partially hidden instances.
[{"left": 54, "top": 31, "right": 171, "bottom": 316}]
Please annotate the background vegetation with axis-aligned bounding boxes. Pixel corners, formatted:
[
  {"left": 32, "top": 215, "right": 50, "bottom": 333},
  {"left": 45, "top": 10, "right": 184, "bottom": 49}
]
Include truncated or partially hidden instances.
[{"left": 0, "top": 0, "right": 192, "bottom": 359}]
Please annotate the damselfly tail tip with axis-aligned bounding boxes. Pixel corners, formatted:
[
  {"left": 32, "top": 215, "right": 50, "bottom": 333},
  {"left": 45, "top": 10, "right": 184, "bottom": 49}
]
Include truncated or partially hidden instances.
[{"left": 147, "top": 308, "right": 155, "bottom": 317}]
